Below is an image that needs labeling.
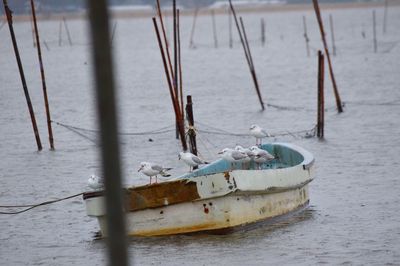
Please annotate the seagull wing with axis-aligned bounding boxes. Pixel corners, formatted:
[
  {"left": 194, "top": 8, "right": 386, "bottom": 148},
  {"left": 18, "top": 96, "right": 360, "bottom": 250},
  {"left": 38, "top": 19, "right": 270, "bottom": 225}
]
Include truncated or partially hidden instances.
[
  {"left": 231, "top": 150, "right": 247, "bottom": 160},
  {"left": 151, "top": 164, "right": 164, "bottom": 172},
  {"left": 192, "top": 155, "right": 204, "bottom": 165}
]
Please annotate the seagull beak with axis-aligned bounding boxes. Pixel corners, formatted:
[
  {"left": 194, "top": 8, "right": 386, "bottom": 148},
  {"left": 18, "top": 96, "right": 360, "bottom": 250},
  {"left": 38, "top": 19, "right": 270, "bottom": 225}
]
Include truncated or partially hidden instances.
[
  {"left": 138, "top": 166, "right": 143, "bottom": 172},
  {"left": 217, "top": 151, "right": 223, "bottom": 154}
]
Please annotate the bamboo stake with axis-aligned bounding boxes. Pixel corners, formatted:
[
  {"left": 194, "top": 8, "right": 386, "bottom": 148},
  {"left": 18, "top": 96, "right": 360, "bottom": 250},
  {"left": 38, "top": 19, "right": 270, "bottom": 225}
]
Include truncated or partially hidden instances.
[
  {"left": 2, "top": 0, "right": 42, "bottom": 151},
  {"left": 302, "top": 15, "right": 310, "bottom": 57},
  {"left": 317, "top": 50, "right": 325, "bottom": 138},
  {"left": 211, "top": 10, "right": 218, "bottom": 48},
  {"left": 86, "top": 1, "right": 128, "bottom": 264},
  {"left": 156, "top": 0, "right": 175, "bottom": 86},
  {"left": 228, "top": 7, "right": 233, "bottom": 48},
  {"left": 329, "top": 14, "right": 336, "bottom": 56},
  {"left": 261, "top": 18, "right": 265, "bottom": 47},
  {"left": 383, "top": 0, "right": 388, "bottom": 34},
  {"left": 58, "top": 20, "right": 62, "bottom": 46},
  {"left": 178, "top": 9, "right": 184, "bottom": 121},
  {"left": 373, "top": 10, "right": 377, "bottom": 53},
  {"left": 30, "top": 0, "right": 54, "bottom": 150},
  {"left": 43, "top": 40, "right": 50, "bottom": 51},
  {"left": 153, "top": 17, "right": 187, "bottom": 151},
  {"left": 63, "top": 17, "right": 73, "bottom": 46},
  {"left": 189, "top": 8, "right": 199, "bottom": 49},
  {"left": 312, "top": 0, "right": 343, "bottom": 113}
]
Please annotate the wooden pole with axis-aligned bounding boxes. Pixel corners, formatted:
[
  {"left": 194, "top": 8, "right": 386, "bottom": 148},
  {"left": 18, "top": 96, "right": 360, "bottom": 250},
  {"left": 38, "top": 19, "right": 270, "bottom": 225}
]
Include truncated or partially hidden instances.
[
  {"left": 156, "top": 0, "right": 175, "bottom": 88},
  {"left": 317, "top": 50, "right": 325, "bottom": 139},
  {"left": 312, "top": 0, "right": 343, "bottom": 113},
  {"left": 58, "top": 20, "right": 62, "bottom": 46},
  {"left": 173, "top": 0, "right": 179, "bottom": 140},
  {"left": 3, "top": 0, "right": 42, "bottom": 151},
  {"left": 189, "top": 8, "right": 199, "bottom": 48},
  {"left": 302, "top": 15, "right": 310, "bottom": 57},
  {"left": 153, "top": 17, "right": 187, "bottom": 151},
  {"left": 228, "top": 7, "right": 233, "bottom": 48},
  {"left": 373, "top": 10, "right": 377, "bottom": 53},
  {"left": 383, "top": 0, "right": 388, "bottom": 34},
  {"left": 30, "top": 0, "right": 54, "bottom": 150},
  {"left": 177, "top": 9, "right": 184, "bottom": 121},
  {"left": 261, "top": 18, "right": 265, "bottom": 47},
  {"left": 329, "top": 14, "right": 336, "bottom": 56},
  {"left": 239, "top": 16, "right": 265, "bottom": 110},
  {"left": 86, "top": 1, "right": 128, "bottom": 264},
  {"left": 186, "top": 95, "right": 198, "bottom": 169},
  {"left": 229, "top": 0, "right": 264, "bottom": 110},
  {"left": 63, "top": 17, "right": 73, "bottom": 46},
  {"left": 211, "top": 10, "right": 218, "bottom": 48}
]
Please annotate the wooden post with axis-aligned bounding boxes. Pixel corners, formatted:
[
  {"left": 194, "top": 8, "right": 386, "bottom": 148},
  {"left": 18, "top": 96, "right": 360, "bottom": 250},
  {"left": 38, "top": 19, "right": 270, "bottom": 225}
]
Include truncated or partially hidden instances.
[
  {"left": 189, "top": 8, "right": 199, "bottom": 49},
  {"left": 211, "top": 10, "right": 218, "bottom": 48},
  {"left": 317, "top": 50, "right": 325, "bottom": 139},
  {"left": 383, "top": 0, "right": 388, "bottom": 34},
  {"left": 329, "top": 14, "right": 336, "bottom": 56},
  {"left": 229, "top": 0, "right": 265, "bottom": 111},
  {"left": 302, "top": 15, "right": 310, "bottom": 57},
  {"left": 261, "top": 18, "right": 265, "bottom": 47},
  {"left": 186, "top": 96, "right": 198, "bottom": 170},
  {"left": 373, "top": 10, "right": 377, "bottom": 53},
  {"left": 86, "top": 1, "right": 128, "bottom": 264},
  {"left": 30, "top": 0, "right": 55, "bottom": 150},
  {"left": 63, "top": 17, "right": 73, "bottom": 46},
  {"left": 177, "top": 9, "right": 184, "bottom": 121},
  {"left": 58, "top": 20, "right": 62, "bottom": 46},
  {"left": 228, "top": 7, "right": 233, "bottom": 48},
  {"left": 312, "top": 0, "right": 343, "bottom": 113},
  {"left": 153, "top": 18, "right": 187, "bottom": 151},
  {"left": 3, "top": 0, "right": 42, "bottom": 151}
]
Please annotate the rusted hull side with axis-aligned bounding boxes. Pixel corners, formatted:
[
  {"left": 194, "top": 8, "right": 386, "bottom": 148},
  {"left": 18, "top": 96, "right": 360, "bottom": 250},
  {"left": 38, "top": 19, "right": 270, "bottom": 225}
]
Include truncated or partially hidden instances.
[{"left": 93, "top": 185, "right": 309, "bottom": 237}]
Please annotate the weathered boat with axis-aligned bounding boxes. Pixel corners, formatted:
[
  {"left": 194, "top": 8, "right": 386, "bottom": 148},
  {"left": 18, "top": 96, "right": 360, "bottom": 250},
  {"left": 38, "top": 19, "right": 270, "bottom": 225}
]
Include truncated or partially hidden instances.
[{"left": 83, "top": 142, "right": 314, "bottom": 237}]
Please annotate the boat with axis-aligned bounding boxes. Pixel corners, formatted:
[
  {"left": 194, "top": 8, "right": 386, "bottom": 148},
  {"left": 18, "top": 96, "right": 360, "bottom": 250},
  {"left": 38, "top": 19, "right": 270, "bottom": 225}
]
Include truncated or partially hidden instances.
[{"left": 83, "top": 142, "right": 314, "bottom": 237}]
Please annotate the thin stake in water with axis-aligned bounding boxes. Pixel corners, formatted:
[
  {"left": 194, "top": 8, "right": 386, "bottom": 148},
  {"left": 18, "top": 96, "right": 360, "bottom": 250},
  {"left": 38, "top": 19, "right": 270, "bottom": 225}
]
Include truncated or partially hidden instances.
[
  {"left": 329, "top": 14, "right": 336, "bottom": 56},
  {"left": 2, "top": 0, "right": 42, "bottom": 151},
  {"left": 63, "top": 17, "right": 73, "bottom": 46},
  {"left": 30, "top": 0, "right": 54, "bottom": 149},
  {"left": 189, "top": 8, "right": 199, "bottom": 49},
  {"left": 312, "top": 0, "right": 343, "bottom": 113},
  {"left": 383, "top": 0, "right": 388, "bottom": 34},
  {"left": 317, "top": 51, "right": 325, "bottom": 139},
  {"left": 261, "top": 18, "right": 265, "bottom": 47},
  {"left": 211, "top": 10, "right": 218, "bottom": 48},
  {"left": 302, "top": 15, "right": 310, "bottom": 57},
  {"left": 373, "top": 10, "right": 377, "bottom": 53}
]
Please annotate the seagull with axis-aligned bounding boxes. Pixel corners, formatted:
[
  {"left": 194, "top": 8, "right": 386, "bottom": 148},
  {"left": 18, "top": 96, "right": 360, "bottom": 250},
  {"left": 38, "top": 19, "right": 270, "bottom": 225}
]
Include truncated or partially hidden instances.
[
  {"left": 235, "top": 145, "right": 255, "bottom": 162},
  {"left": 249, "top": 124, "right": 270, "bottom": 145},
  {"left": 138, "top": 162, "right": 172, "bottom": 184},
  {"left": 87, "top": 174, "right": 104, "bottom": 190},
  {"left": 179, "top": 151, "right": 208, "bottom": 172},
  {"left": 218, "top": 148, "right": 248, "bottom": 170},
  {"left": 250, "top": 146, "right": 275, "bottom": 169}
]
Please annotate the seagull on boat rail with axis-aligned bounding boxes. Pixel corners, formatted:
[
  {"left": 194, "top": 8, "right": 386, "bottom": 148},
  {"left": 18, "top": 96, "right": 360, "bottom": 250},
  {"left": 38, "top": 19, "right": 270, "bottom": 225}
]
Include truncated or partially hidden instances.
[
  {"left": 249, "top": 124, "right": 270, "bottom": 145},
  {"left": 179, "top": 151, "right": 208, "bottom": 172},
  {"left": 218, "top": 148, "right": 249, "bottom": 170},
  {"left": 87, "top": 174, "right": 104, "bottom": 190},
  {"left": 138, "top": 162, "right": 172, "bottom": 184}
]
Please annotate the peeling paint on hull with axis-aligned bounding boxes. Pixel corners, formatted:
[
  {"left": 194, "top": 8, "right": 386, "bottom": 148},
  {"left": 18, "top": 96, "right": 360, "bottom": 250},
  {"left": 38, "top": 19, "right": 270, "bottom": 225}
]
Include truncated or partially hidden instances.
[{"left": 94, "top": 185, "right": 310, "bottom": 237}]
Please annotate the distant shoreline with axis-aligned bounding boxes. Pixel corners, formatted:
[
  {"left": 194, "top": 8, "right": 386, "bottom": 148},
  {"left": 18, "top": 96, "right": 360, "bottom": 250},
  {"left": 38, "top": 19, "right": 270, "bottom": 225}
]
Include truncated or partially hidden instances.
[{"left": 4, "top": 1, "right": 397, "bottom": 22}]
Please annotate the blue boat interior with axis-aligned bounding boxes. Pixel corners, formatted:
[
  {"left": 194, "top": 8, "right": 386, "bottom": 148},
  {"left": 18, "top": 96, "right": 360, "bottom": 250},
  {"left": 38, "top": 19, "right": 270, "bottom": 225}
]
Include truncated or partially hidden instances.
[{"left": 178, "top": 144, "right": 305, "bottom": 179}]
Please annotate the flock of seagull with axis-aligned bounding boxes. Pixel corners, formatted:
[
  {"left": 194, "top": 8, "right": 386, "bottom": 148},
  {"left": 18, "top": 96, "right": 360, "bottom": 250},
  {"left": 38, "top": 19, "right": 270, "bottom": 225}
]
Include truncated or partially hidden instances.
[{"left": 88, "top": 124, "right": 274, "bottom": 189}]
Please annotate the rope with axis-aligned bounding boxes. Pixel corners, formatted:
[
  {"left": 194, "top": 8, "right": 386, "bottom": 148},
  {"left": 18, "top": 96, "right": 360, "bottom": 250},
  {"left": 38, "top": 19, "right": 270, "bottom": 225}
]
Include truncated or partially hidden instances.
[{"left": 0, "top": 192, "right": 83, "bottom": 215}]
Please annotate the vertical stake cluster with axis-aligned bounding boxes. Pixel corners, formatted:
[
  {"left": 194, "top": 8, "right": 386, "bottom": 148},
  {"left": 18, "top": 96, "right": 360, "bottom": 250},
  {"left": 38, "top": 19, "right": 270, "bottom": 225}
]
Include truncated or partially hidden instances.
[{"left": 317, "top": 51, "right": 325, "bottom": 139}]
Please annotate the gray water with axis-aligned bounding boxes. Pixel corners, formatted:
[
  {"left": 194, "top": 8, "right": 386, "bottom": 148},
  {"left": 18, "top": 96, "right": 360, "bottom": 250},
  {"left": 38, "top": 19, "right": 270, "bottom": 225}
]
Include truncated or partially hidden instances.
[{"left": 1, "top": 4, "right": 400, "bottom": 265}]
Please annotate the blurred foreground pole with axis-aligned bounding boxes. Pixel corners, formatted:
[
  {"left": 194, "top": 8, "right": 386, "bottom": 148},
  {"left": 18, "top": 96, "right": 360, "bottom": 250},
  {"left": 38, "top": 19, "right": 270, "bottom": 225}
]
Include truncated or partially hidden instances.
[
  {"left": 86, "top": 1, "right": 128, "bottom": 266},
  {"left": 3, "top": 0, "right": 42, "bottom": 151},
  {"left": 312, "top": 0, "right": 343, "bottom": 113},
  {"left": 30, "top": 0, "right": 55, "bottom": 150},
  {"left": 317, "top": 51, "right": 325, "bottom": 139}
]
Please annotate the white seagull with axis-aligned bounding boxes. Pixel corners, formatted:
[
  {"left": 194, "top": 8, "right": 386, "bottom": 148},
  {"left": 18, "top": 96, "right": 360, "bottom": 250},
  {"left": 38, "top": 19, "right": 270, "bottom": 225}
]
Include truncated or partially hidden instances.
[
  {"left": 218, "top": 148, "right": 248, "bottom": 170},
  {"left": 250, "top": 146, "right": 275, "bottom": 169},
  {"left": 138, "top": 162, "right": 172, "bottom": 184},
  {"left": 87, "top": 174, "right": 104, "bottom": 190},
  {"left": 249, "top": 124, "right": 270, "bottom": 145},
  {"left": 235, "top": 145, "right": 255, "bottom": 162},
  {"left": 179, "top": 151, "right": 208, "bottom": 172}
]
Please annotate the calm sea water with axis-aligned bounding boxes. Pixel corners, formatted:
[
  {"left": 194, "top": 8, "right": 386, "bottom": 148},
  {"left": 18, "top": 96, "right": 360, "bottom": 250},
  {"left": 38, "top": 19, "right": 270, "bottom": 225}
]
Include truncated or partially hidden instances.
[{"left": 1, "top": 4, "right": 400, "bottom": 265}]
